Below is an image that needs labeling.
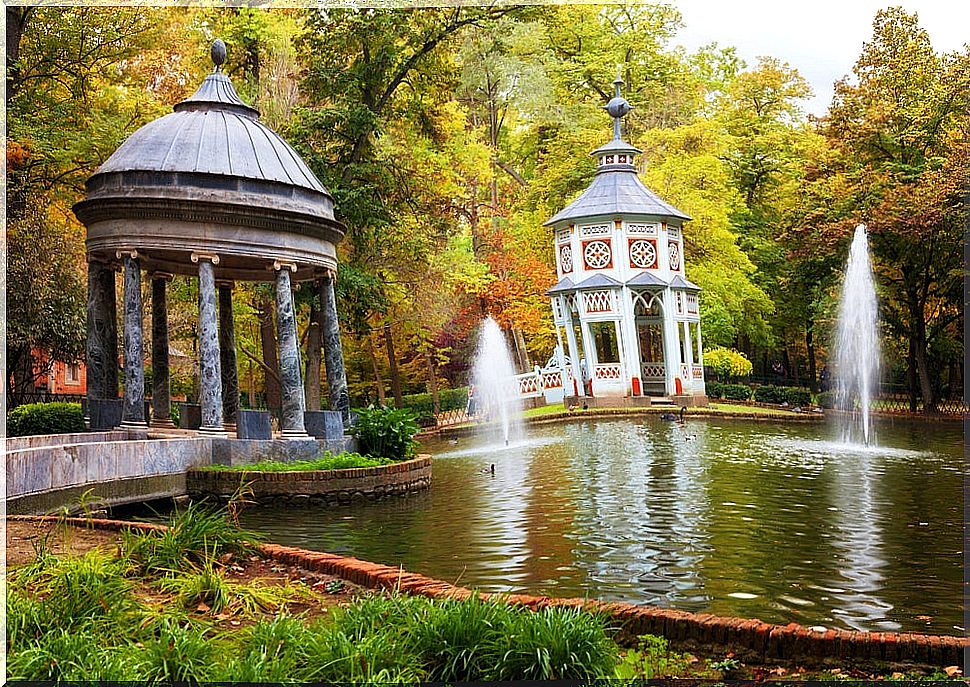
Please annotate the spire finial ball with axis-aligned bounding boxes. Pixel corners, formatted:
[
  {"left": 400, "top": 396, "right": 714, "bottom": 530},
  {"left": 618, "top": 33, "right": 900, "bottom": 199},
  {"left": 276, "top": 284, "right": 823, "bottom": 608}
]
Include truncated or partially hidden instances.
[{"left": 211, "top": 39, "right": 227, "bottom": 70}]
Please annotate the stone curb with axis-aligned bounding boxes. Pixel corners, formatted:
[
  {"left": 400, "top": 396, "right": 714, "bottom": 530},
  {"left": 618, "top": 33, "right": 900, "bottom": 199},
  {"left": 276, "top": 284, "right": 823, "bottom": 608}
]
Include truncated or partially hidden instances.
[{"left": 10, "top": 515, "right": 964, "bottom": 669}]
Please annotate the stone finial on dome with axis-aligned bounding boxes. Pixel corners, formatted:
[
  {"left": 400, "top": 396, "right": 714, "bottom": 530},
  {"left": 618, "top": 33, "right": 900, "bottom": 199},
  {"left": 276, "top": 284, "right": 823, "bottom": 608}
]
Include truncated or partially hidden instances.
[
  {"left": 210, "top": 39, "right": 227, "bottom": 71},
  {"left": 603, "top": 64, "right": 633, "bottom": 140}
]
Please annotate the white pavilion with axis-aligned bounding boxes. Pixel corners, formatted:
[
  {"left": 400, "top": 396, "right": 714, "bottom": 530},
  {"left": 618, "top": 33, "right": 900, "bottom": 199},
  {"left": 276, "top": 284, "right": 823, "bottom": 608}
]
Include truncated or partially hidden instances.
[{"left": 544, "top": 74, "right": 707, "bottom": 406}]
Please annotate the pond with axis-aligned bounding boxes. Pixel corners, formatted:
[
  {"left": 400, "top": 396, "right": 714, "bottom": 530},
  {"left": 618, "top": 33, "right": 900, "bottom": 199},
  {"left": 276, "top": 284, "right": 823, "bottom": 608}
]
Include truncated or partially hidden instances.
[{"left": 238, "top": 416, "right": 963, "bottom": 635}]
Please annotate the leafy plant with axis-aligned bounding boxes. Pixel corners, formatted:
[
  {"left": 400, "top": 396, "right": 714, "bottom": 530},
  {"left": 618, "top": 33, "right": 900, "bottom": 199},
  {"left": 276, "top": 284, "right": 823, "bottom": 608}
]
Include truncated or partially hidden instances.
[
  {"left": 353, "top": 405, "right": 419, "bottom": 460},
  {"left": 720, "top": 383, "right": 754, "bottom": 401},
  {"left": 204, "top": 451, "right": 392, "bottom": 472},
  {"left": 614, "top": 634, "right": 695, "bottom": 679},
  {"left": 7, "top": 402, "right": 85, "bottom": 437},
  {"left": 703, "top": 347, "right": 753, "bottom": 379}
]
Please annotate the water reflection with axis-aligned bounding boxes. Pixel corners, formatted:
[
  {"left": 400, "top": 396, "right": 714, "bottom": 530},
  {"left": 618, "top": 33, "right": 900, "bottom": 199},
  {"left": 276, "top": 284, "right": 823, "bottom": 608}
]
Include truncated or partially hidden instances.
[{"left": 238, "top": 417, "right": 962, "bottom": 634}]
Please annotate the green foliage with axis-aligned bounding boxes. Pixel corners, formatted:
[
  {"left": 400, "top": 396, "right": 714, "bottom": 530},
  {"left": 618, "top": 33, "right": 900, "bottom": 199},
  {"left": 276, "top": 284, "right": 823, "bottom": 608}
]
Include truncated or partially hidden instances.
[
  {"left": 614, "top": 634, "right": 695, "bottom": 679},
  {"left": 204, "top": 451, "right": 395, "bottom": 472},
  {"left": 817, "top": 390, "right": 836, "bottom": 409},
  {"left": 753, "top": 385, "right": 814, "bottom": 406},
  {"left": 121, "top": 502, "right": 258, "bottom": 575},
  {"left": 703, "top": 347, "right": 753, "bottom": 379},
  {"left": 705, "top": 380, "right": 723, "bottom": 399},
  {"left": 720, "top": 383, "right": 753, "bottom": 401},
  {"left": 353, "top": 405, "right": 419, "bottom": 461},
  {"left": 6, "top": 402, "right": 85, "bottom": 437},
  {"left": 402, "top": 387, "right": 469, "bottom": 414}
]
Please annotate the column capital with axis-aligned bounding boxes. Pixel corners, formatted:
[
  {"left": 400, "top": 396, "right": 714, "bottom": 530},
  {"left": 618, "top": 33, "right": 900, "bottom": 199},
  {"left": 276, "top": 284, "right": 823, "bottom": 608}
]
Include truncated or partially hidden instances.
[
  {"left": 191, "top": 252, "right": 220, "bottom": 265},
  {"left": 151, "top": 271, "right": 175, "bottom": 281},
  {"left": 271, "top": 260, "right": 298, "bottom": 273},
  {"left": 116, "top": 249, "right": 139, "bottom": 260}
]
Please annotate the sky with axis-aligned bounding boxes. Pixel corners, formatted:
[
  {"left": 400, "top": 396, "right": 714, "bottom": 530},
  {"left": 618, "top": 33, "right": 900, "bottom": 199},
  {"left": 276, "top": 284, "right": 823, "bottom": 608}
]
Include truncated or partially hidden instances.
[{"left": 671, "top": 0, "right": 970, "bottom": 117}]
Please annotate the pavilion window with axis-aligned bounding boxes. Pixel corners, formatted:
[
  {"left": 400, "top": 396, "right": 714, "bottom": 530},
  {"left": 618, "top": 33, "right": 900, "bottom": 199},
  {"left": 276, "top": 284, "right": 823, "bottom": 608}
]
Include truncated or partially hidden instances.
[{"left": 590, "top": 321, "right": 620, "bottom": 364}]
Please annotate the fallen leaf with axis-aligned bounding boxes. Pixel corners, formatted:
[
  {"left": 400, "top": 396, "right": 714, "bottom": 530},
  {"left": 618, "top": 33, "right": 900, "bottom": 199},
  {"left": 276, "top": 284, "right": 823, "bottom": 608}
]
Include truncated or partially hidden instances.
[
  {"left": 891, "top": 672, "right": 906, "bottom": 679},
  {"left": 944, "top": 666, "right": 962, "bottom": 677},
  {"left": 196, "top": 602, "right": 210, "bottom": 613},
  {"left": 916, "top": 615, "right": 932, "bottom": 622},
  {"left": 230, "top": 620, "right": 241, "bottom": 626}
]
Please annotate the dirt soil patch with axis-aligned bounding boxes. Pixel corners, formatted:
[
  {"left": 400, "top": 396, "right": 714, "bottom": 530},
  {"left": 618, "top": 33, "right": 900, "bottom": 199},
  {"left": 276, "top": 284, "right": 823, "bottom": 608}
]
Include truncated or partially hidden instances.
[{"left": 6, "top": 518, "right": 365, "bottom": 621}]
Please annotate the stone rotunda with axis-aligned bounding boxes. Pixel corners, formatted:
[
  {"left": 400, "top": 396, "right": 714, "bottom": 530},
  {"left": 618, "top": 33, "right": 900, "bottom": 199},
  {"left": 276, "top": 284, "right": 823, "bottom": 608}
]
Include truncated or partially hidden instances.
[
  {"left": 545, "top": 71, "right": 707, "bottom": 406},
  {"left": 73, "top": 40, "right": 350, "bottom": 437}
]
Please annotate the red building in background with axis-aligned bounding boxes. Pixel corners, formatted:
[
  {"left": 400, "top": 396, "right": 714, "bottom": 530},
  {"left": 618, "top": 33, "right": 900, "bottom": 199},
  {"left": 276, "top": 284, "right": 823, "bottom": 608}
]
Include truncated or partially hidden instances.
[{"left": 30, "top": 349, "right": 87, "bottom": 396}]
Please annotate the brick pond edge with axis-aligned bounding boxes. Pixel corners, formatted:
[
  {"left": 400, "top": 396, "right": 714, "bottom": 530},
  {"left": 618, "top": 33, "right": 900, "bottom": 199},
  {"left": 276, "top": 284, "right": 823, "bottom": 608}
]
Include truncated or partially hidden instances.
[
  {"left": 185, "top": 455, "right": 433, "bottom": 504},
  {"left": 8, "top": 515, "right": 966, "bottom": 669}
]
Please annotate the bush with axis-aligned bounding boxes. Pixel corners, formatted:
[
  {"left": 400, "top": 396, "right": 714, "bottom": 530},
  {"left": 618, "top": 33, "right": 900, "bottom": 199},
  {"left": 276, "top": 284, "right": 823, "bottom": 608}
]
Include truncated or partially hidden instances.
[
  {"left": 401, "top": 387, "right": 468, "bottom": 416},
  {"left": 706, "top": 381, "right": 723, "bottom": 399},
  {"left": 817, "top": 390, "right": 836, "bottom": 408},
  {"left": 753, "top": 385, "right": 786, "bottom": 404},
  {"left": 721, "top": 383, "right": 753, "bottom": 401},
  {"left": 7, "top": 402, "right": 85, "bottom": 437},
  {"left": 753, "top": 385, "right": 813, "bottom": 406},
  {"left": 703, "top": 347, "right": 753, "bottom": 379},
  {"left": 353, "top": 405, "right": 419, "bottom": 461},
  {"left": 785, "top": 388, "right": 812, "bottom": 407}
]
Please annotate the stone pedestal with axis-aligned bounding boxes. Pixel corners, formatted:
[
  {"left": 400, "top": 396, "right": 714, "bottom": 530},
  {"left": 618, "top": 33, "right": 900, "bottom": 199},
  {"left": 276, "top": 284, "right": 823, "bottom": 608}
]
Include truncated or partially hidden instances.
[
  {"left": 319, "top": 273, "right": 350, "bottom": 425},
  {"left": 304, "top": 410, "right": 344, "bottom": 442},
  {"left": 275, "top": 265, "right": 308, "bottom": 438},
  {"left": 89, "top": 398, "right": 123, "bottom": 430},
  {"left": 119, "top": 252, "right": 146, "bottom": 427},
  {"left": 178, "top": 402, "right": 202, "bottom": 430},
  {"left": 237, "top": 409, "right": 272, "bottom": 440}
]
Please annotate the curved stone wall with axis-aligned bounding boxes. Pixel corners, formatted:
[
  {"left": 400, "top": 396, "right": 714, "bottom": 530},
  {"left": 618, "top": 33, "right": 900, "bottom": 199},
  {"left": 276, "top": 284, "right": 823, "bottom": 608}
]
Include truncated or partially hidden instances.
[{"left": 186, "top": 456, "right": 432, "bottom": 504}]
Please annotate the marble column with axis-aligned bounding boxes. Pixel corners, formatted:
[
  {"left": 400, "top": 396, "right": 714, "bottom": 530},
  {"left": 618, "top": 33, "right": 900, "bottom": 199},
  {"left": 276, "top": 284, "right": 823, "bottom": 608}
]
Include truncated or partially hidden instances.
[
  {"left": 218, "top": 281, "right": 239, "bottom": 427},
  {"left": 151, "top": 274, "right": 174, "bottom": 426},
  {"left": 103, "top": 265, "right": 120, "bottom": 398},
  {"left": 195, "top": 254, "right": 225, "bottom": 435},
  {"left": 119, "top": 251, "right": 145, "bottom": 427},
  {"left": 85, "top": 260, "right": 111, "bottom": 406},
  {"left": 319, "top": 271, "right": 350, "bottom": 424},
  {"left": 275, "top": 263, "right": 307, "bottom": 437}
]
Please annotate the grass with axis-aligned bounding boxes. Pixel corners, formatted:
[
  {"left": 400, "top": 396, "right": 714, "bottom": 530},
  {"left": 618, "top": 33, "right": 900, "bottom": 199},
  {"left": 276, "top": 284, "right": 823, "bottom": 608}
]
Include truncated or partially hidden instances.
[
  {"left": 705, "top": 401, "right": 804, "bottom": 415},
  {"left": 521, "top": 402, "right": 805, "bottom": 418},
  {"left": 201, "top": 451, "right": 394, "bottom": 472}
]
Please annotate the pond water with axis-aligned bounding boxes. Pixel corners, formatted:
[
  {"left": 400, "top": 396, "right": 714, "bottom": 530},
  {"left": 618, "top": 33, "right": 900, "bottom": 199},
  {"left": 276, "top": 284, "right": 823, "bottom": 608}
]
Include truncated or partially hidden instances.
[{"left": 238, "top": 416, "right": 964, "bottom": 635}]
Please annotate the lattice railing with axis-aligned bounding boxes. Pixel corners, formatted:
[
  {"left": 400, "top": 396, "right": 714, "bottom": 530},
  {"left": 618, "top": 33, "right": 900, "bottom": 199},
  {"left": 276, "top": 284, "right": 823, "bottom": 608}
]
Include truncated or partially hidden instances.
[
  {"left": 594, "top": 364, "right": 622, "bottom": 381},
  {"left": 641, "top": 363, "right": 665, "bottom": 379}
]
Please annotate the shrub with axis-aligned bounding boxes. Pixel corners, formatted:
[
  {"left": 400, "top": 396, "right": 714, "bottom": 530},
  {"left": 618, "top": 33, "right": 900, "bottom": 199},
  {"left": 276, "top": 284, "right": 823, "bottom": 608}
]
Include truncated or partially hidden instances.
[
  {"left": 721, "top": 383, "right": 753, "bottom": 401},
  {"left": 353, "top": 405, "right": 419, "bottom": 461},
  {"left": 7, "top": 402, "right": 85, "bottom": 437},
  {"left": 817, "top": 390, "right": 836, "bottom": 408},
  {"left": 706, "top": 381, "right": 723, "bottom": 399},
  {"left": 703, "top": 347, "right": 753, "bottom": 379},
  {"left": 401, "top": 387, "right": 468, "bottom": 416},
  {"left": 785, "top": 388, "right": 812, "bottom": 407}
]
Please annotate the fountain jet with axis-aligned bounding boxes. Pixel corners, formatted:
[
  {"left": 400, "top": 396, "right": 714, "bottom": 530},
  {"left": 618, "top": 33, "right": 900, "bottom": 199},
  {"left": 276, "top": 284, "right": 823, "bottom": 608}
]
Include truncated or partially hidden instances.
[
  {"left": 834, "top": 224, "right": 880, "bottom": 446},
  {"left": 471, "top": 317, "right": 523, "bottom": 446}
]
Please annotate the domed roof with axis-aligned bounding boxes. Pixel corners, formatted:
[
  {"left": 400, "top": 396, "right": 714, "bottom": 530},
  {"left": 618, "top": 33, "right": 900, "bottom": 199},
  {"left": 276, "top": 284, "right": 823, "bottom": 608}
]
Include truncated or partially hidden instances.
[{"left": 90, "top": 71, "right": 327, "bottom": 196}]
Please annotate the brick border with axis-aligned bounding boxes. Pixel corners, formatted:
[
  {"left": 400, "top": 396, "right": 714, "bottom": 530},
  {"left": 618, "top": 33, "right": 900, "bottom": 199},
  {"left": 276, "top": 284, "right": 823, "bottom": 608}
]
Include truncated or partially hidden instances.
[
  {"left": 185, "top": 455, "right": 432, "bottom": 503},
  {"left": 9, "top": 515, "right": 965, "bottom": 669}
]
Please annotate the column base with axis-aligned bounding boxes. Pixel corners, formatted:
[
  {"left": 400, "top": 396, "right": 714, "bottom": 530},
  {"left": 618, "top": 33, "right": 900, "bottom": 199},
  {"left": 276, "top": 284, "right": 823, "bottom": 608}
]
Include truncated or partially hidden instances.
[
  {"left": 120, "top": 420, "right": 148, "bottom": 430},
  {"left": 280, "top": 428, "right": 311, "bottom": 440},
  {"left": 151, "top": 418, "right": 178, "bottom": 429},
  {"left": 197, "top": 425, "right": 229, "bottom": 438}
]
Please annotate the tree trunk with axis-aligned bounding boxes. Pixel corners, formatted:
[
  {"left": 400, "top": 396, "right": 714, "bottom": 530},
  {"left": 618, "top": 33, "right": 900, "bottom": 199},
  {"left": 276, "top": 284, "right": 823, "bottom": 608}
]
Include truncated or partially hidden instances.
[
  {"left": 258, "top": 294, "right": 282, "bottom": 413},
  {"left": 425, "top": 350, "right": 440, "bottom": 414},
  {"left": 912, "top": 316, "right": 937, "bottom": 414},
  {"left": 806, "top": 325, "right": 818, "bottom": 393},
  {"left": 366, "top": 334, "right": 386, "bottom": 405},
  {"left": 305, "top": 300, "right": 321, "bottom": 410},
  {"left": 907, "top": 334, "right": 918, "bottom": 412},
  {"left": 513, "top": 327, "right": 531, "bottom": 372},
  {"left": 383, "top": 321, "right": 404, "bottom": 408}
]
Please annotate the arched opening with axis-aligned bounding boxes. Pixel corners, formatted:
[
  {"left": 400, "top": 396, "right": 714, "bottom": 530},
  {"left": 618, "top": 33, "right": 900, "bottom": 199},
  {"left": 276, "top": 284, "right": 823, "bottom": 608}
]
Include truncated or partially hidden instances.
[{"left": 633, "top": 291, "right": 666, "bottom": 395}]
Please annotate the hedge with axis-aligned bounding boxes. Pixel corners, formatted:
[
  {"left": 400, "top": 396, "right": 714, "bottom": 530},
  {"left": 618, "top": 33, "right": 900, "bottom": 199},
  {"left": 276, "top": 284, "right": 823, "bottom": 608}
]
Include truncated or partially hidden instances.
[
  {"left": 753, "top": 385, "right": 813, "bottom": 407},
  {"left": 401, "top": 387, "right": 468, "bottom": 416},
  {"left": 721, "top": 383, "right": 754, "bottom": 401},
  {"left": 706, "top": 381, "right": 723, "bottom": 399},
  {"left": 817, "top": 391, "right": 836, "bottom": 408},
  {"left": 7, "top": 402, "right": 85, "bottom": 437}
]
